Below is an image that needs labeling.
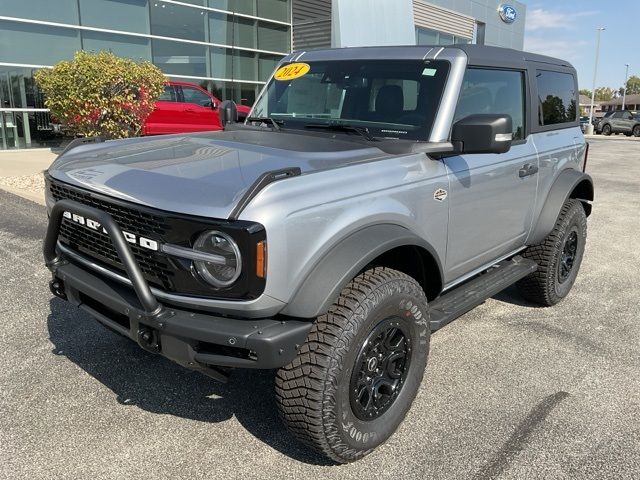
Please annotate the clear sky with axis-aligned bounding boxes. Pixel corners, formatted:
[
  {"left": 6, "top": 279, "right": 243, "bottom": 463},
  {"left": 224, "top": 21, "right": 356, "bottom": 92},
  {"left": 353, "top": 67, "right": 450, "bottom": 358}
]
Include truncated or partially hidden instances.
[{"left": 520, "top": 0, "right": 640, "bottom": 91}]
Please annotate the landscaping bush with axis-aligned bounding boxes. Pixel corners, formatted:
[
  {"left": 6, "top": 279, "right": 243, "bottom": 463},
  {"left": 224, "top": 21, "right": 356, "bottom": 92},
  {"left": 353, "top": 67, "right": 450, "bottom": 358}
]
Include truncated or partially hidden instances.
[{"left": 34, "top": 51, "right": 165, "bottom": 139}]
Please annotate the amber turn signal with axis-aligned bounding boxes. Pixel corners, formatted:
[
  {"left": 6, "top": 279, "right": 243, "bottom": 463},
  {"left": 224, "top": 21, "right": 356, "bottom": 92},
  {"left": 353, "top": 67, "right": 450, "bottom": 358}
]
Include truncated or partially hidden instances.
[{"left": 256, "top": 240, "right": 267, "bottom": 278}]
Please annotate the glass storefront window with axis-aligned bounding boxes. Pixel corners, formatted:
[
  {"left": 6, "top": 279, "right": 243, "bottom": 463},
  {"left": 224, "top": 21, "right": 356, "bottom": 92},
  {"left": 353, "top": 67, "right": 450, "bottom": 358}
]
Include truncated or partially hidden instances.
[
  {"left": 439, "top": 33, "right": 454, "bottom": 45},
  {"left": 82, "top": 31, "right": 151, "bottom": 61},
  {"left": 232, "top": 50, "right": 256, "bottom": 81},
  {"left": 79, "top": 0, "right": 150, "bottom": 34},
  {"left": 176, "top": 0, "right": 207, "bottom": 6},
  {"left": 209, "top": 12, "right": 234, "bottom": 46},
  {"left": 0, "top": 0, "right": 79, "bottom": 25},
  {"left": 210, "top": 47, "right": 233, "bottom": 78},
  {"left": 257, "top": 22, "right": 289, "bottom": 52},
  {"left": 152, "top": 39, "right": 207, "bottom": 77},
  {"left": 227, "top": 0, "right": 255, "bottom": 16},
  {"left": 234, "top": 16, "right": 256, "bottom": 49},
  {"left": 0, "top": 0, "right": 291, "bottom": 148},
  {"left": 0, "top": 20, "right": 81, "bottom": 65},
  {"left": 150, "top": 2, "right": 206, "bottom": 42},
  {"left": 257, "top": 0, "right": 290, "bottom": 23},
  {"left": 415, "top": 26, "right": 470, "bottom": 46},
  {"left": 0, "top": 66, "right": 68, "bottom": 149},
  {"left": 207, "top": 0, "right": 230, "bottom": 11},
  {"left": 415, "top": 27, "right": 438, "bottom": 45},
  {"left": 258, "top": 54, "right": 281, "bottom": 81},
  {"left": 455, "top": 36, "right": 472, "bottom": 44}
]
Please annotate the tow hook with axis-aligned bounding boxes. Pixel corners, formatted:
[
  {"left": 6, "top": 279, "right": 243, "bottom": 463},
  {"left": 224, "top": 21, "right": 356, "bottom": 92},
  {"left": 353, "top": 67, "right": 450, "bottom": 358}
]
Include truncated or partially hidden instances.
[
  {"left": 138, "top": 327, "right": 160, "bottom": 353},
  {"left": 49, "top": 278, "right": 67, "bottom": 300}
]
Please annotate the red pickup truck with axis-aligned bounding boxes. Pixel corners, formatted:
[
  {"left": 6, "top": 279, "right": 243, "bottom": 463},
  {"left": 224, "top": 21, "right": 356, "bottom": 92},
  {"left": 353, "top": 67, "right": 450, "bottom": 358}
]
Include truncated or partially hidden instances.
[{"left": 142, "top": 80, "right": 251, "bottom": 135}]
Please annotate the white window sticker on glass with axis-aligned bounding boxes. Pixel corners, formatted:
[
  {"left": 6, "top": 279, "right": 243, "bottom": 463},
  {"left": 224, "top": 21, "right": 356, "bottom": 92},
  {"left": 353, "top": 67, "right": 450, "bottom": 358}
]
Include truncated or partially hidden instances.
[{"left": 422, "top": 68, "right": 437, "bottom": 77}]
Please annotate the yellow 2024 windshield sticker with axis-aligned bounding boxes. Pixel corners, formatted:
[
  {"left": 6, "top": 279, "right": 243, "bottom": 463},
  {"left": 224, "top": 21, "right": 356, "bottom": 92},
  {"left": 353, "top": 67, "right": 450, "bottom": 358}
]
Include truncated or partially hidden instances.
[{"left": 274, "top": 62, "right": 310, "bottom": 81}]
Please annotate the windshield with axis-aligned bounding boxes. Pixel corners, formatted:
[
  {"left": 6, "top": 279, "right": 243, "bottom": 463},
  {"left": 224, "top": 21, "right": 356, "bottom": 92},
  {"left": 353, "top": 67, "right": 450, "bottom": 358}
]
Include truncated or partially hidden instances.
[{"left": 250, "top": 60, "right": 450, "bottom": 141}]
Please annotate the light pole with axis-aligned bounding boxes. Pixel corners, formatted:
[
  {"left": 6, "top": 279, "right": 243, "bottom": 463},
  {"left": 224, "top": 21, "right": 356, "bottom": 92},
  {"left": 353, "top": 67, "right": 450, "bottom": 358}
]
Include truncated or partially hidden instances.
[
  {"left": 587, "top": 27, "right": 605, "bottom": 134},
  {"left": 622, "top": 63, "right": 630, "bottom": 110}
]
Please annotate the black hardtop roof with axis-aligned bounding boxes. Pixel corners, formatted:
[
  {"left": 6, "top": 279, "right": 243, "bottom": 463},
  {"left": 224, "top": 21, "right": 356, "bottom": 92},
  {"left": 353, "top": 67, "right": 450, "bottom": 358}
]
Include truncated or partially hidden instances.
[
  {"left": 287, "top": 44, "right": 574, "bottom": 71},
  {"left": 453, "top": 44, "right": 574, "bottom": 68}
]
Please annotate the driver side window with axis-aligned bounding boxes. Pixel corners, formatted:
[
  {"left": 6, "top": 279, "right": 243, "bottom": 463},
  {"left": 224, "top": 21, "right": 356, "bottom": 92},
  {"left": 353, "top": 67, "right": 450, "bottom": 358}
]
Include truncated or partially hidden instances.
[
  {"left": 454, "top": 68, "right": 525, "bottom": 140},
  {"left": 181, "top": 86, "right": 212, "bottom": 107}
]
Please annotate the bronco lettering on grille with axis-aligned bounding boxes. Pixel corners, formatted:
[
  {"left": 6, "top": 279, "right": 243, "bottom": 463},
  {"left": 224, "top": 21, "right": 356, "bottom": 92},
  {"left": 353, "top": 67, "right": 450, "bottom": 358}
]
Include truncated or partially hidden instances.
[{"left": 63, "top": 211, "right": 159, "bottom": 251}]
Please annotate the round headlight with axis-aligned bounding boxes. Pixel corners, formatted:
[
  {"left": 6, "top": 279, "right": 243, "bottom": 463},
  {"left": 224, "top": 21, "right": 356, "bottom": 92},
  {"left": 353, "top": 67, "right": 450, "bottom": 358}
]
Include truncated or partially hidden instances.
[{"left": 193, "top": 231, "right": 242, "bottom": 287}]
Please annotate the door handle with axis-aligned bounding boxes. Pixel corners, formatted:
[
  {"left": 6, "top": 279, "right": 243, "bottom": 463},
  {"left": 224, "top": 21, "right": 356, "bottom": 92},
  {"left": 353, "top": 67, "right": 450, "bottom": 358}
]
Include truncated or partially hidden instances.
[
  {"left": 185, "top": 108, "right": 196, "bottom": 112},
  {"left": 518, "top": 163, "right": 538, "bottom": 177}
]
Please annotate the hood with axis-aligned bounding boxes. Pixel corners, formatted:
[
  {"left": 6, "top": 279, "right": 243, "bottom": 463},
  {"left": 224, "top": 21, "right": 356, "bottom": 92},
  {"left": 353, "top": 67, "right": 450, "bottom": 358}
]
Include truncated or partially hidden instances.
[{"left": 48, "top": 129, "right": 390, "bottom": 219}]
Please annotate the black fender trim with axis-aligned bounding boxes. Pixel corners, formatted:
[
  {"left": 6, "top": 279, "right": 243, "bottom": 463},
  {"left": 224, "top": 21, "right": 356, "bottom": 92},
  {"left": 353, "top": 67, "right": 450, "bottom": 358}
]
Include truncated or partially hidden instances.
[
  {"left": 281, "top": 224, "right": 443, "bottom": 318},
  {"left": 528, "top": 169, "right": 594, "bottom": 245}
]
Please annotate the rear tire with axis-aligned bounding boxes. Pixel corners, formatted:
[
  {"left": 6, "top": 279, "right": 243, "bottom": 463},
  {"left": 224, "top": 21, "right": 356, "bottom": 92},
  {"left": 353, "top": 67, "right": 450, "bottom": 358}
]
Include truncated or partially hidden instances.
[
  {"left": 275, "top": 267, "right": 430, "bottom": 463},
  {"left": 602, "top": 124, "right": 612, "bottom": 135},
  {"left": 517, "top": 199, "right": 587, "bottom": 306}
]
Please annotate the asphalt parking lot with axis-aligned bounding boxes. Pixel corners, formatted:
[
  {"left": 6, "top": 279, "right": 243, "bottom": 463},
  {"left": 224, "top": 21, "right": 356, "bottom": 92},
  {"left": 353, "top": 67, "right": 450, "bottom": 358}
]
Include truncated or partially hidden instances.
[{"left": 1, "top": 139, "right": 639, "bottom": 479}]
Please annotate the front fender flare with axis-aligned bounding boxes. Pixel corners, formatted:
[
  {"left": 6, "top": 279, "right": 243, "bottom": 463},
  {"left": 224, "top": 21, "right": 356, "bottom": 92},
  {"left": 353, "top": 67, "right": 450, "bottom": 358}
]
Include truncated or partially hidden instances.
[
  {"left": 281, "top": 224, "right": 443, "bottom": 318},
  {"left": 528, "top": 169, "right": 593, "bottom": 245}
]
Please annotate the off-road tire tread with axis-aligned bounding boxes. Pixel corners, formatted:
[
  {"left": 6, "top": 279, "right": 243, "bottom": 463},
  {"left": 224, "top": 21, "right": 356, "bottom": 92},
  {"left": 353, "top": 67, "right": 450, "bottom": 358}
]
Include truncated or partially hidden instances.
[
  {"left": 517, "top": 199, "right": 586, "bottom": 306},
  {"left": 275, "top": 267, "right": 426, "bottom": 463}
]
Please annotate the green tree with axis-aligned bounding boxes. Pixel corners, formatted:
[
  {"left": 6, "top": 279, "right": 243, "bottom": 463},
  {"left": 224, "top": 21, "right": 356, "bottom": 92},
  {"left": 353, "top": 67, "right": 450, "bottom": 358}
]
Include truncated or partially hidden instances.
[
  {"left": 541, "top": 95, "right": 567, "bottom": 124},
  {"left": 34, "top": 51, "right": 165, "bottom": 139},
  {"left": 579, "top": 88, "right": 592, "bottom": 98},
  {"left": 594, "top": 87, "right": 615, "bottom": 101},
  {"left": 623, "top": 75, "right": 640, "bottom": 96}
]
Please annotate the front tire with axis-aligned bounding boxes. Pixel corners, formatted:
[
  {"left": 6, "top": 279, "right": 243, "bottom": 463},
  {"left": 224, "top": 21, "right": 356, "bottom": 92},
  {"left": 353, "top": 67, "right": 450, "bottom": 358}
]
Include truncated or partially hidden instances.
[
  {"left": 602, "top": 124, "right": 612, "bottom": 135},
  {"left": 517, "top": 199, "right": 587, "bottom": 306},
  {"left": 633, "top": 125, "right": 640, "bottom": 137},
  {"left": 275, "top": 267, "right": 430, "bottom": 463}
]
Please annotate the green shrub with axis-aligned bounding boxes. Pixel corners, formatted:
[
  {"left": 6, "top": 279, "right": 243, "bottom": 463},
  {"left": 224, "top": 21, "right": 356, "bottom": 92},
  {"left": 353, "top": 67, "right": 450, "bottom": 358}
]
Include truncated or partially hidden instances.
[{"left": 34, "top": 51, "right": 166, "bottom": 139}]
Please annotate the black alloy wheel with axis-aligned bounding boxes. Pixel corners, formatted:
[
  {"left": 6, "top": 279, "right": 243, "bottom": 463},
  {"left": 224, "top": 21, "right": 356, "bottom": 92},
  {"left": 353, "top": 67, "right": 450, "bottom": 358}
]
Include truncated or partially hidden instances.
[
  {"left": 350, "top": 319, "right": 411, "bottom": 421},
  {"left": 557, "top": 230, "right": 578, "bottom": 283}
]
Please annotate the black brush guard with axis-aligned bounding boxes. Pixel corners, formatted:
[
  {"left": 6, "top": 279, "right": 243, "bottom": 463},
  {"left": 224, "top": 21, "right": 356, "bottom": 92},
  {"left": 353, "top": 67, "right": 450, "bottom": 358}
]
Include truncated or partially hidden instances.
[{"left": 44, "top": 199, "right": 311, "bottom": 381}]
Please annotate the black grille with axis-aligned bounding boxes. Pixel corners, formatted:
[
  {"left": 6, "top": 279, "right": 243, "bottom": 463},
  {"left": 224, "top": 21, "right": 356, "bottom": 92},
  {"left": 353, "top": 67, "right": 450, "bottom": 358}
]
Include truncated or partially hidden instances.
[
  {"left": 47, "top": 175, "right": 267, "bottom": 300},
  {"left": 49, "top": 181, "right": 169, "bottom": 238},
  {"left": 50, "top": 181, "right": 174, "bottom": 289}
]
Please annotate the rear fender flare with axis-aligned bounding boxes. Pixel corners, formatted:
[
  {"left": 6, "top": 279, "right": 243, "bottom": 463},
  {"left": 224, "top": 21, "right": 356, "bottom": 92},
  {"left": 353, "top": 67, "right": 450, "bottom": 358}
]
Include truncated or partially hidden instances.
[{"left": 528, "top": 169, "right": 593, "bottom": 245}]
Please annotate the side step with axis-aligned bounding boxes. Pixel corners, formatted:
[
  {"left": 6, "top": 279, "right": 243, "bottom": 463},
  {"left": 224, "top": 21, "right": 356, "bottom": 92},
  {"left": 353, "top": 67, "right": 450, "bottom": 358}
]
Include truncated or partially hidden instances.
[{"left": 429, "top": 256, "right": 537, "bottom": 332}]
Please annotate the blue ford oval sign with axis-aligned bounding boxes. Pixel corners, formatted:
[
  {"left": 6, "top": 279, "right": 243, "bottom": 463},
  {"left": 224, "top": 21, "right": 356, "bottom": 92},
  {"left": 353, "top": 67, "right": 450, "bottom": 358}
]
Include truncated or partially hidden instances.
[{"left": 498, "top": 4, "right": 517, "bottom": 23}]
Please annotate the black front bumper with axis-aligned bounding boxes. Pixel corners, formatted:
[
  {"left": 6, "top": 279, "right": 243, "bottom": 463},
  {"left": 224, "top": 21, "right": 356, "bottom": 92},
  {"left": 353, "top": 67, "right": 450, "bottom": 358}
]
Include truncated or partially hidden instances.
[{"left": 44, "top": 200, "right": 311, "bottom": 381}]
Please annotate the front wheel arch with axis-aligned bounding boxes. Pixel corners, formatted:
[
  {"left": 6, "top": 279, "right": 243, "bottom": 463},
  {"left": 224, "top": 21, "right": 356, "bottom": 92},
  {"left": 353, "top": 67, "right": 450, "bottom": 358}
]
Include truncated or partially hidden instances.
[{"left": 281, "top": 224, "right": 443, "bottom": 319}]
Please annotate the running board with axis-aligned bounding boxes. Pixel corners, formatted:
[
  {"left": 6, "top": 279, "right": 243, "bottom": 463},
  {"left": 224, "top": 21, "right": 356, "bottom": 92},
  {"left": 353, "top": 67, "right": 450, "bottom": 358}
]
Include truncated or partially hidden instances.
[{"left": 429, "top": 256, "right": 537, "bottom": 331}]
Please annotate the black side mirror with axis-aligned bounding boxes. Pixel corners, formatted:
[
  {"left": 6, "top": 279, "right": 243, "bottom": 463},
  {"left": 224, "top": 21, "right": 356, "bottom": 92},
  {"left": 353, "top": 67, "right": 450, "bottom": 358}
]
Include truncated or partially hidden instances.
[
  {"left": 451, "top": 114, "right": 513, "bottom": 154},
  {"left": 219, "top": 100, "right": 238, "bottom": 127}
]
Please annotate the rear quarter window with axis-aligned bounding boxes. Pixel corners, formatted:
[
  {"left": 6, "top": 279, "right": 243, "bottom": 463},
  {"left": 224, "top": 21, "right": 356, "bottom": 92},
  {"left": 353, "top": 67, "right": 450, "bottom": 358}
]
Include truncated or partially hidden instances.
[{"left": 536, "top": 70, "right": 578, "bottom": 126}]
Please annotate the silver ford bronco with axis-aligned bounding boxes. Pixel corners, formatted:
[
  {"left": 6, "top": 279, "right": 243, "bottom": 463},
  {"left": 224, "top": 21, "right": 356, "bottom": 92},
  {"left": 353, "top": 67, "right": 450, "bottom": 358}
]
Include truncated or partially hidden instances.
[{"left": 44, "top": 45, "right": 593, "bottom": 463}]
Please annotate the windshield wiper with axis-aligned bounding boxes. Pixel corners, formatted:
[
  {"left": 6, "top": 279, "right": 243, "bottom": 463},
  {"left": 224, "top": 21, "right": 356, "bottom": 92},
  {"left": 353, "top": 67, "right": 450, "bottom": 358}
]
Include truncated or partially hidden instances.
[
  {"left": 304, "top": 123, "right": 375, "bottom": 141},
  {"left": 246, "top": 116, "right": 283, "bottom": 131}
]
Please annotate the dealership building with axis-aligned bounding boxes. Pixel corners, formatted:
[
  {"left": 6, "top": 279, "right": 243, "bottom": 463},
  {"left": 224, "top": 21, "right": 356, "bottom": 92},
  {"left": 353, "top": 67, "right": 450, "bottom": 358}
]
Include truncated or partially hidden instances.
[{"left": 0, "top": 0, "right": 525, "bottom": 150}]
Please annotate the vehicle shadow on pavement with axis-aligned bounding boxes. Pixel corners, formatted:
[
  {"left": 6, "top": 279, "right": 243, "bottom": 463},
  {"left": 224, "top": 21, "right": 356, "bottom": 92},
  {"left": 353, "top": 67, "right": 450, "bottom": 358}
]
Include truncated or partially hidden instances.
[
  {"left": 491, "top": 285, "right": 542, "bottom": 308},
  {"left": 46, "top": 297, "right": 333, "bottom": 466}
]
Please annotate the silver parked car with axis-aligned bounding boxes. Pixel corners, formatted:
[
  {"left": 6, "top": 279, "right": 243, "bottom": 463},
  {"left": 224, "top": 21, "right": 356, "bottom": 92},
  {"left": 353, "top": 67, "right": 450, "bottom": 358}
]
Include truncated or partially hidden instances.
[
  {"left": 43, "top": 45, "right": 593, "bottom": 463},
  {"left": 596, "top": 109, "right": 640, "bottom": 136}
]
